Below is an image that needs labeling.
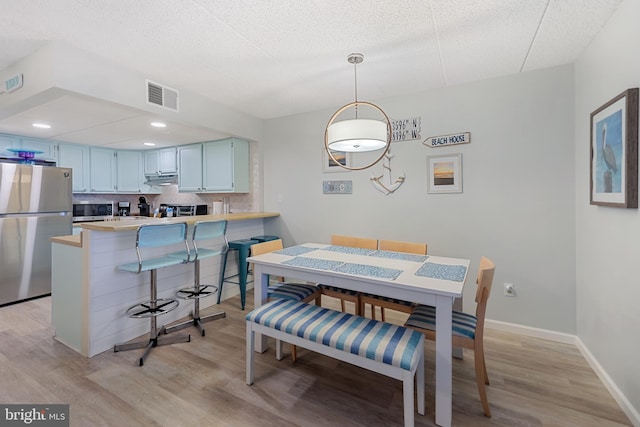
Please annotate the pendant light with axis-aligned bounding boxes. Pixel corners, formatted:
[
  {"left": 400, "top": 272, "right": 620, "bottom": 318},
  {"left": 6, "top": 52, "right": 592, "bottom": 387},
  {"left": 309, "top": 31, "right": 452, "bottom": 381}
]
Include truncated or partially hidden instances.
[{"left": 325, "top": 53, "right": 391, "bottom": 171}]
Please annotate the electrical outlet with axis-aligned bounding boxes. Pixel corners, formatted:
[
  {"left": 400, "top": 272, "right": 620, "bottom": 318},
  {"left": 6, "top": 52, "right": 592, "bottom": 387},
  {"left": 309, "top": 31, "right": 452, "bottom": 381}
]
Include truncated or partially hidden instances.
[{"left": 504, "top": 283, "right": 515, "bottom": 297}]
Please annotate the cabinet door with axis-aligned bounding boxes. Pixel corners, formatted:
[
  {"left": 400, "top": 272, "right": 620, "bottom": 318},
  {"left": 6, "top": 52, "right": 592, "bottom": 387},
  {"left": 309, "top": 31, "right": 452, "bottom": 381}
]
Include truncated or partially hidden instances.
[
  {"left": 57, "top": 144, "right": 90, "bottom": 193},
  {"left": 158, "top": 148, "right": 177, "bottom": 173},
  {"left": 144, "top": 150, "right": 159, "bottom": 174},
  {"left": 0, "top": 134, "right": 19, "bottom": 156},
  {"left": 116, "top": 151, "right": 142, "bottom": 193},
  {"left": 178, "top": 145, "right": 203, "bottom": 192},
  {"left": 89, "top": 148, "right": 116, "bottom": 192},
  {"left": 203, "top": 138, "right": 249, "bottom": 192},
  {"left": 19, "top": 137, "right": 57, "bottom": 161}
]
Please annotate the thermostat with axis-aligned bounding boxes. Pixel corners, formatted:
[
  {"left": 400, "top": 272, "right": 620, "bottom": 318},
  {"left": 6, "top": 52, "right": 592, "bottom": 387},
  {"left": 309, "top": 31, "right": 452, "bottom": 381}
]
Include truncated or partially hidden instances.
[{"left": 323, "top": 180, "right": 352, "bottom": 194}]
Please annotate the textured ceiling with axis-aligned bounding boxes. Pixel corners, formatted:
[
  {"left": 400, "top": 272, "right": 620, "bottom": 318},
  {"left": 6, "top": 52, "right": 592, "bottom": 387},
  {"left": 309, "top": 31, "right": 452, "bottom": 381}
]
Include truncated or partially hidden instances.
[{"left": 0, "top": 0, "right": 623, "bottom": 148}]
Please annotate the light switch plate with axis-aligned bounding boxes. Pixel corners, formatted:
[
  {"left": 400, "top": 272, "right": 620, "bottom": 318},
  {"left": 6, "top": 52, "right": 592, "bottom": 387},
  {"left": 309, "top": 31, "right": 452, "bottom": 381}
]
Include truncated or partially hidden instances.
[{"left": 323, "top": 180, "right": 352, "bottom": 194}]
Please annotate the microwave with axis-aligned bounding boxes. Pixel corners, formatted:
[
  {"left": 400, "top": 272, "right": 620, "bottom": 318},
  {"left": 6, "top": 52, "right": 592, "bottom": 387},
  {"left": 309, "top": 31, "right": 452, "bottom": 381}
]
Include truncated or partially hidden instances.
[{"left": 72, "top": 201, "right": 114, "bottom": 222}]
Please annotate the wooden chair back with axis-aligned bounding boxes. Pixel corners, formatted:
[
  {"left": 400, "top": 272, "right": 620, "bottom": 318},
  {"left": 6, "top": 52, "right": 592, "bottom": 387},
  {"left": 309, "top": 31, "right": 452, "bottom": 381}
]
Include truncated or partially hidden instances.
[
  {"left": 473, "top": 256, "right": 495, "bottom": 343},
  {"left": 250, "top": 239, "right": 284, "bottom": 257},
  {"left": 331, "top": 234, "right": 378, "bottom": 250},
  {"left": 378, "top": 239, "right": 427, "bottom": 255}
]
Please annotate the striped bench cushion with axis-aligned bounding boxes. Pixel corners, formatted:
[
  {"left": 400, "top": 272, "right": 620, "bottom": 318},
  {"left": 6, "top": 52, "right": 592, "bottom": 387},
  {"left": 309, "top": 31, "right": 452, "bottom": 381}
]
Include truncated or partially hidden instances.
[
  {"left": 317, "top": 284, "right": 359, "bottom": 296},
  {"left": 268, "top": 282, "right": 319, "bottom": 301},
  {"left": 405, "top": 304, "right": 477, "bottom": 339},
  {"left": 246, "top": 299, "right": 423, "bottom": 370}
]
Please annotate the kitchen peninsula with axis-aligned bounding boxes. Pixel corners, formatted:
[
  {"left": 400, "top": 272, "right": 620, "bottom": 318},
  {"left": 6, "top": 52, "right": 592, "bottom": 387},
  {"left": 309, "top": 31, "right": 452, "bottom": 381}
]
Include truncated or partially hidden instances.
[{"left": 50, "top": 212, "right": 279, "bottom": 357}]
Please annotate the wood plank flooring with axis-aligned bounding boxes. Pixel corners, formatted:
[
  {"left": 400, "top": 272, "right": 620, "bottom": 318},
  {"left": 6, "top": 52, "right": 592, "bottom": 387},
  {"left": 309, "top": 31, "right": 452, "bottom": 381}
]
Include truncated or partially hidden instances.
[{"left": 0, "top": 295, "right": 631, "bottom": 426}]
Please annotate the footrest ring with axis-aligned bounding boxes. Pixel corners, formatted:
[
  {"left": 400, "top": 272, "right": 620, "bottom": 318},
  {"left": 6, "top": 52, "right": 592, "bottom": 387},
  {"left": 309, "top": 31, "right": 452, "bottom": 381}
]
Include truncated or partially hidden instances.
[
  {"left": 126, "top": 298, "right": 179, "bottom": 318},
  {"left": 176, "top": 285, "right": 218, "bottom": 300}
]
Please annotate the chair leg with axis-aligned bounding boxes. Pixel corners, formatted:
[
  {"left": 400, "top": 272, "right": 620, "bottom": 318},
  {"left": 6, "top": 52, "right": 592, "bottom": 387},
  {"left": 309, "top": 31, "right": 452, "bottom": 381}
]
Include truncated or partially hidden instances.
[
  {"left": 483, "top": 352, "right": 490, "bottom": 385},
  {"left": 291, "top": 344, "right": 297, "bottom": 362},
  {"left": 474, "top": 347, "right": 491, "bottom": 417},
  {"left": 380, "top": 307, "right": 386, "bottom": 322}
]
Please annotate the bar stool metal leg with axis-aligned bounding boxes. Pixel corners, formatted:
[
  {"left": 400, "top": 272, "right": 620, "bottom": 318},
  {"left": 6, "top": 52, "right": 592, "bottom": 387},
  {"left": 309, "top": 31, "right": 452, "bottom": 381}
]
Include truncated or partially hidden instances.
[
  {"left": 114, "top": 269, "right": 190, "bottom": 366},
  {"left": 163, "top": 258, "right": 226, "bottom": 336}
]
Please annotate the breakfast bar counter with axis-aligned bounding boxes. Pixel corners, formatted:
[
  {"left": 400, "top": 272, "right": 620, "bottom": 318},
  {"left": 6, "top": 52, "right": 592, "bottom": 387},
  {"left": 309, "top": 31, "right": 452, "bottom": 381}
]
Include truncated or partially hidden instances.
[{"left": 50, "top": 212, "right": 279, "bottom": 357}]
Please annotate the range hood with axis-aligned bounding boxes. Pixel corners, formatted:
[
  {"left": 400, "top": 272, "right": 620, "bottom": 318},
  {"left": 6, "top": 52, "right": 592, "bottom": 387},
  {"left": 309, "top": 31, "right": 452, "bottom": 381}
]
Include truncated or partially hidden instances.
[{"left": 144, "top": 172, "right": 178, "bottom": 186}]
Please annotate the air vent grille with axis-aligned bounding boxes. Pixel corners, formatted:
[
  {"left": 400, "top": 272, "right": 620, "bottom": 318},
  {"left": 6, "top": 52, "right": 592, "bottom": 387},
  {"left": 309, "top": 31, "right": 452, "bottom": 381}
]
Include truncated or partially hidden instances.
[{"left": 146, "top": 80, "right": 179, "bottom": 111}]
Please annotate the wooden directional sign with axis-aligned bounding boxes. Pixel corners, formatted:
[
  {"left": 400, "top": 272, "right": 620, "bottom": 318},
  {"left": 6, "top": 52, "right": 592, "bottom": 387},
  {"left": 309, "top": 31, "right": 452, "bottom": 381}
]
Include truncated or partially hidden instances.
[{"left": 423, "top": 132, "right": 471, "bottom": 148}]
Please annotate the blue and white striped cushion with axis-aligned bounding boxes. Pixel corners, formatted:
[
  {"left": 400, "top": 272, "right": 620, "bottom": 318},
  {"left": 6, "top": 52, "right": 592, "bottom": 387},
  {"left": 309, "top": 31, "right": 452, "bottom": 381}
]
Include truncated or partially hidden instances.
[
  {"left": 405, "top": 304, "right": 477, "bottom": 340},
  {"left": 268, "top": 282, "right": 319, "bottom": 301},
  {"left": 247, "top": 299, "right": 423, "bottom": 370},
  {"left": 317, "top": 284, "right": 359, "bottom": 296}
]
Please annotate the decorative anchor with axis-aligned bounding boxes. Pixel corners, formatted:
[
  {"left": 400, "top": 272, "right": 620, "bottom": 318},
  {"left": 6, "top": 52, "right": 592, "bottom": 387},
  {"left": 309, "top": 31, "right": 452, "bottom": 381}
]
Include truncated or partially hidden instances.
[{"left": 370, "top": 148, "right": 406, "bottom": 195}]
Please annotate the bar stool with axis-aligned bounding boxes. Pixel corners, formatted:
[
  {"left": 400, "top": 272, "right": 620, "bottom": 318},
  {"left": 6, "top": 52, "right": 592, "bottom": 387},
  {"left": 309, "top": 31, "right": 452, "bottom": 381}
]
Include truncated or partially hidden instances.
[
  {"left": 250, "top": 235, "right": 279, "bottom": 243},
  {"left": 114, "top": 223, "right": 191, "bottom": 366},
  {"left": 217, "top": 238, "right": 259, "bottom": 310},
  {"left": 164, "top": 220, "right": 228, "bottom": 337}
]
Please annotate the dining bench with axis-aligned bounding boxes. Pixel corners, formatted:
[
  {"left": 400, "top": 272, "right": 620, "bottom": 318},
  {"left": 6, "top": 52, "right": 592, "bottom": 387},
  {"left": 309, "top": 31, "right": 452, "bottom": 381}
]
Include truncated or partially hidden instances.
[{"left": 245, "top": 298, "right": 425, "bottom": 427}]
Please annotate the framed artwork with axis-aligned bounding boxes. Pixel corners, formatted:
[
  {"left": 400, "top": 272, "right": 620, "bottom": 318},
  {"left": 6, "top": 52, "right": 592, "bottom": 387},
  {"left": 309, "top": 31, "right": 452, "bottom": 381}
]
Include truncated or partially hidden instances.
[
  {"left": 322, "top": 148, "right": 351, "bottom": 172},
  {"left": 590, "top": 88, "right": 638, "bottom": 208},
  {"left": 427, "top": 153, "right": 462, "bottom": 193}
]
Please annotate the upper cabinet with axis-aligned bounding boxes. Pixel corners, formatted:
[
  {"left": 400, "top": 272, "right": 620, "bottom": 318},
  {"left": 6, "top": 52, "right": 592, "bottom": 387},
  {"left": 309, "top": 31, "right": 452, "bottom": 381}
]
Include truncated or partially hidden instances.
[
  {"left": 116, "top": 150, "right": 143, "bottom": 193},
  {"left": 0, "top": 134, "right": 19, "bottom": 156},
  {"left": 144, "top": 147, "right": 177, "bottom": 175},
  {"left": 19, "top": 138, "right": 57, "bottom": 161},
  {"left": 57, "top": 144, "right": 90, "bottom": 193},
  {"left": 89, "top": 147, "right": 117, "bottom": 192},
  {"left": 177, "top": 144, "right": 203, "bottom": 192},
  {"left": 178, "top": 138, "right": 249, "bottom": 193}
]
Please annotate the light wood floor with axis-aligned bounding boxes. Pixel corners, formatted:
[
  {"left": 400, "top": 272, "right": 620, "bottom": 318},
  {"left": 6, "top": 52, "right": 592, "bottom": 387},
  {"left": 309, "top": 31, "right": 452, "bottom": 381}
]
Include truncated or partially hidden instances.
[{"left": 0, "top": 294, "right": 631, "bottom": 427}]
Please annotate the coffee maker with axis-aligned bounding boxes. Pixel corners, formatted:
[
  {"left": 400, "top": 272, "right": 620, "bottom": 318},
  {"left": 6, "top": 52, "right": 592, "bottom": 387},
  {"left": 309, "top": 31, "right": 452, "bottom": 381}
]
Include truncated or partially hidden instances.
[
  {"left": 118, "top": 201, "right": 131, "bottom": 217},
  {"left": 138, "top": 196, "right": 150, "bottom": 217}
]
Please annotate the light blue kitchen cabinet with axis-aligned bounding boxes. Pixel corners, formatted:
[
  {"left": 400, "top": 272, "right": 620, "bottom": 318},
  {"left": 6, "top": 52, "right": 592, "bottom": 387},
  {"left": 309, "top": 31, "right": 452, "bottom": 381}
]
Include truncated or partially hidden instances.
[
  {"left": 57, "top": 144, "right": 90, "bottom": 193},
  {"left": 144, "top": 147, "right": 177, "bottom": 175},
  {"left": 202, "top": 138, "right": 249, "bottom": 192},
  {"left": 89, "top": 147, "right": 117, "bottom": 192},
  {"left": 0, "top": 134, "right": 19, "bottom": 156},
  {"left": 177, "top": 144, "right": 203, "bottom": 192},
  {"left": 116, "top": 150, "right": 143, "bottom": 193},
  {"left": 19, "top": 137, "right": 57, "bottom": 161}
]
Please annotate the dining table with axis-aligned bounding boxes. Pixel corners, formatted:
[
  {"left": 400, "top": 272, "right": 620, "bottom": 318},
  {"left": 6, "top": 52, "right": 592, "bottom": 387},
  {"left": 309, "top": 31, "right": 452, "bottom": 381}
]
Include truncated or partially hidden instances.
[{"left": 248, "top": 243, "right": 470, "bottom": 427}]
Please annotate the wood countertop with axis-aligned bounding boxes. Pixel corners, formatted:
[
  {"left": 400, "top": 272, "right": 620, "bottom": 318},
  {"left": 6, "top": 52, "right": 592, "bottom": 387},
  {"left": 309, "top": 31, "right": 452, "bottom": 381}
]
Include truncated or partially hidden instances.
[
  {"left": 78, "top": 211, "right": 279, "bottom": 232},
  {"left": 50, "top": 234, "right": 82, "bottom": 248}
]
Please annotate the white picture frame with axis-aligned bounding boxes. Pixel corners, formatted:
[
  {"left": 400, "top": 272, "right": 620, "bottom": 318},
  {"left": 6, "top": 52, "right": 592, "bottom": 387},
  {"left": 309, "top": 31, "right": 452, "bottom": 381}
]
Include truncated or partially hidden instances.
[
  {"left": 427, "top": 153, "right": 463, "bottom": 193},
  {"left": 322, "top": 148, "right": 351, "bottom": 172}
]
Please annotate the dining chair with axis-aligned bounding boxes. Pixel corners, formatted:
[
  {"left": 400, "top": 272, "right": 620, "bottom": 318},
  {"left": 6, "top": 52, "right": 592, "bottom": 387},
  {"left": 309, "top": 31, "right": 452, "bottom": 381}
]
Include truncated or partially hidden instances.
[
  {"left": 404, "top": 256, "right": 496, "bottom": 417},
  {"left": 249, "top": 239, "right": 322, "bottom": 361},
  {"left": 359, "top": 239, "right": 428, "bottom": 321},
  {"left": 317, "top": 234, "right": 378, "bottom": 315}
]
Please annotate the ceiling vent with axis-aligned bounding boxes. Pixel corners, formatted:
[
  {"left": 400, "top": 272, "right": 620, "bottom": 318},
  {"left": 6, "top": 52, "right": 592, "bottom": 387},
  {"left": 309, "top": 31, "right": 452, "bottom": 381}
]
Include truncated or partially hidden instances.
[{"left": 146, "top": 80, "right": 179, "bottom": 111}]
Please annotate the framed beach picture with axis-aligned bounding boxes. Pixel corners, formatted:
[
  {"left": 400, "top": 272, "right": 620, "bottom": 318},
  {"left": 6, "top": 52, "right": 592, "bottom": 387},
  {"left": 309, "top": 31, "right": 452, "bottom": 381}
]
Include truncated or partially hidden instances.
[
  {"left": 590, "top": 88, "right": 638, "bottom": 208},
  {"left": 427, "top": 153, "right": 462, "bottom": 193},
  {"left": 322, "top": 148, "right": 351, "bottom": 172}
]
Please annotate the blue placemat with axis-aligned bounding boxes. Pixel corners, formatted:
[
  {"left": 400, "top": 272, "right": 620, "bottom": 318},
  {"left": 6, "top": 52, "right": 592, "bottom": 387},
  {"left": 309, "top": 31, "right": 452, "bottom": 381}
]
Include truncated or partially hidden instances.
[
  {"left": 370, "top": 250, "right": 428, "bottom": 263},
  {"left": 281, "top": 256, "right": 344, "bottom": 271},
  {"left": 324, "top": 245, "right": 375, "bottom": 256},
  {"left": 415, "top": 262, "right": 467, "bottom": 282},
  {"left": 274, "top": 245, "right": 318, "bottom": 257},
  {"left": 336, "top": 263, "right": 402, "bottom": 280}
]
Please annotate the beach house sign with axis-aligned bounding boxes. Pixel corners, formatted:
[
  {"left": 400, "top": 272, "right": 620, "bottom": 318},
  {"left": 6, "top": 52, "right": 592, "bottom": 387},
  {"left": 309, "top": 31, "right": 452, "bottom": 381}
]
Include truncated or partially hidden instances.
[{"left": 423, "top": 132, "right": 471, "bottom": 148}]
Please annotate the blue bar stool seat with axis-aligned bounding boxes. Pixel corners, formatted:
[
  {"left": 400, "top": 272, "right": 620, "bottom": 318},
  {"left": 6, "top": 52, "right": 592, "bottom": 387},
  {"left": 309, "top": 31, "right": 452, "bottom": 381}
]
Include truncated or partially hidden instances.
[
  {"left": 250, "top": 235, "right": 280, "bottom": 243},
  {"left": 164, "top": 220, "right": 228, "bottom": 337},
  {"left": 114, "top": 223, "right": 191, "bottom": 366},
  {"left": 217, "top": 238, "right": 260, "bottom": 309}
]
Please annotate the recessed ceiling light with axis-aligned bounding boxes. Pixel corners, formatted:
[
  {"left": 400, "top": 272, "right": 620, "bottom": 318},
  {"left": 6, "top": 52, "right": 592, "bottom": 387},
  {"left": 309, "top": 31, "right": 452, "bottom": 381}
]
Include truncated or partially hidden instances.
[
  {"left": 150, "top": 121, "right": 167, "bottom": 128},
  {"left": 32, "top": 123, "right": 51, "bottom": 129},
  {"left": 143, "top": 142, "right": 156, "bottom": 146}
]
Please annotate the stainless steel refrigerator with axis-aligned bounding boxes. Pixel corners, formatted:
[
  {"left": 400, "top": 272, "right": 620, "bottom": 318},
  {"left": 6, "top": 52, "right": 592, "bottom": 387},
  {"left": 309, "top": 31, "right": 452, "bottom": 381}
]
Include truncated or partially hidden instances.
[{"left": 0, "top": 162, "right": 72, "bottom": 306}]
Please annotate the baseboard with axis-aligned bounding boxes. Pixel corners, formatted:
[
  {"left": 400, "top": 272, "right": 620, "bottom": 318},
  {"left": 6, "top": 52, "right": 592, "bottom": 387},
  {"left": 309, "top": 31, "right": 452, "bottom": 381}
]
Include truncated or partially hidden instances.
[
  {"left": 485, "top": 318, "right": 576, "bottom": 345},
  {"left": 575, "top": 337, "right": 640, "bottom": 427},
  {"left": 485, "top": 318, "right": 639, "bottom": 426}
]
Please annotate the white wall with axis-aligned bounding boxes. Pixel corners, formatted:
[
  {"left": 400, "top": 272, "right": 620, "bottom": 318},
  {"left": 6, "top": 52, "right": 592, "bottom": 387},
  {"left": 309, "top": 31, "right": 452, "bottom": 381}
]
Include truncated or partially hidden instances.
[
  {"left": 575, "top": 0, "right": 640, "bottom": 419},
  {"left": 261, "top": 64, "right": 576, "bottom": 333}
]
